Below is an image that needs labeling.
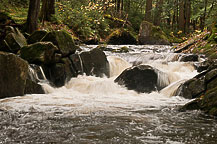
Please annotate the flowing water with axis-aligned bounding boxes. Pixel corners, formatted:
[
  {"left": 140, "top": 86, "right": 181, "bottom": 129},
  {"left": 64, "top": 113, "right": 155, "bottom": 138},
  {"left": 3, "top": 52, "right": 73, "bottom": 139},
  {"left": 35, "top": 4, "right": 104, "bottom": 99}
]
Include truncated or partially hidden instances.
[{"left": 0, "top": 45, "right": 217, "bottom": 144}]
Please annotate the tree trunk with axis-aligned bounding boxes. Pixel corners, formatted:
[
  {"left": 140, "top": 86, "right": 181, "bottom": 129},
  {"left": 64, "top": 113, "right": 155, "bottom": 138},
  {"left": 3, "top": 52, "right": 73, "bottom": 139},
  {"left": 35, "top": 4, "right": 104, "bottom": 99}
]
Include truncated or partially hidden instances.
[
  {"left": 145, "top": 0, "right": 152, "bottom": 22},
  {"left": 179, "top": 0, "right": 185, "bottom": 32},
  {"left": 116, "top": 0, "right": 121, "bottom": 12},
  {"left": 26, "top": 0, "right": 40, "bottom": 34},
  {"left": 154, "top": 0, "right": 163, "bottom": 26},
  {"left": 185, "top": 0, "right": 191, "bottom": 33},
  {"left": 39, "top": 0, "right": 55, "bottom": 22}
]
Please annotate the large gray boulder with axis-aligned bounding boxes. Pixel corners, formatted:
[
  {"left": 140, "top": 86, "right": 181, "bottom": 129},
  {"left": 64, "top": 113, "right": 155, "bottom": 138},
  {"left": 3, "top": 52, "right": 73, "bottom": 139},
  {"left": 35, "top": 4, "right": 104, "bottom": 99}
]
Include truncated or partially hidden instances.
[
  {"left": 20, "top": 42, "right": 59, "bottom": 65},
  {"left": 0, "top": 52, "right": 28, "bottom": 97},
  {"left": 138, "top": 21, "right": 170, "bottom": 45},
  {"left": 70, "top": 48, "right": 110, "bottom": 77},
  {"left": 115, "top": 65, "right": 168, "bottom": 93},
  {"left": 41, "top": 30, "right": 79, "bottom": 56},
  {"left": 0, "top": 52, "right": 45, "bottom": 98}
]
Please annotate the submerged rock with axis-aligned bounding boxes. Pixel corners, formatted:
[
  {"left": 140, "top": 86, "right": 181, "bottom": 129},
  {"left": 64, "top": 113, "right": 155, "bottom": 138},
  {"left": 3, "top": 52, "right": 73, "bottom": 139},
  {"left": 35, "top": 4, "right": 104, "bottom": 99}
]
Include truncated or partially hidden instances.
[
  {"left": 41, "top": 30, "right": 79, "bottom": 56},
  {"left": 27, "top": 30, "right": 48, "bottom": 44},
  {"left": 107, "top": 29, "right": 137, "bottom": 45},
  {"left": 115, "top": 65, "right": 169, "bottom": 93},
  {"left": 0, "top": 52, "right": 28, "bottom": 97},
  {"left": 138, "top": 21, "right": 170, "bottom": 45},
  {"left": 20, "top": 42, "right": 58, "bottom": 65}
]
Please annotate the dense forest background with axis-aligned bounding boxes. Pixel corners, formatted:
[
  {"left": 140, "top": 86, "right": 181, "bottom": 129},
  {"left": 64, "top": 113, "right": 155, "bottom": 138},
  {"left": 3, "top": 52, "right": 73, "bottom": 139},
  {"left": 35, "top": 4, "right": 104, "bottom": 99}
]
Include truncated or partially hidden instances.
[{"left": 0, "top": 0, "right": 217, "bottom": 43}]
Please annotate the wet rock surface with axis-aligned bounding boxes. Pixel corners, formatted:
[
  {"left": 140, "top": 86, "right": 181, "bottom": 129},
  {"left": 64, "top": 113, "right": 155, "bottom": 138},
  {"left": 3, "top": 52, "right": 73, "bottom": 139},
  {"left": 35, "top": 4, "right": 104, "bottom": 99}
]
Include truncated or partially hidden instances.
[
  {"left": 115, "top": 65, "right": 167, "bottom": 93},
  {"left": 70, "top": 48, "right": 110, "bottom": 77},
  {"left": 180, "top": 61, "right": 217, "bottom": 116},
  {"left": 0, "top": 52, "right": 28, "bottom": 97}
]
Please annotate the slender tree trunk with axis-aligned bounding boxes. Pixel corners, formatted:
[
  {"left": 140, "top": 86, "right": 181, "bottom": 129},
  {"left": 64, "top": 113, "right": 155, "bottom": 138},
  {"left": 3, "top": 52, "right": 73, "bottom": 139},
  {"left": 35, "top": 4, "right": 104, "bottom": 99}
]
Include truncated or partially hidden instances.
[
  {"left": 179, "top": 0, "right": 185, "bottom": 32},
  {"left": 26, "top": 0, "right": 40, "bottom": 34},
  {"left": 145, "top": 0, "right": 152, "bottom": 22},
  {"left": 39, "top": 0, "right": 55, "bottom": 22},
  {"left": 121, "top": 0, "right": 124, "bottom": 11},
  {"left": 185, "top": 0, "right": 191, "bottom": 33},
  {"left": 116, "top": 0, "right": 121, "bottom": 12},
  {"left": 154, "top": 0, "right": 163, "bottom": 26}
]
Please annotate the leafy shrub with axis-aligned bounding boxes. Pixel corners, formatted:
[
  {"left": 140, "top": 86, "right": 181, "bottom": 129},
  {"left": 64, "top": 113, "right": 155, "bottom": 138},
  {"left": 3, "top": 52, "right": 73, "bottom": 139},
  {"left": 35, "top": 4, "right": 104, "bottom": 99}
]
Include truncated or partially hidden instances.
[{"left": 55, "top": 1, "right": 110, "bottom": 41}]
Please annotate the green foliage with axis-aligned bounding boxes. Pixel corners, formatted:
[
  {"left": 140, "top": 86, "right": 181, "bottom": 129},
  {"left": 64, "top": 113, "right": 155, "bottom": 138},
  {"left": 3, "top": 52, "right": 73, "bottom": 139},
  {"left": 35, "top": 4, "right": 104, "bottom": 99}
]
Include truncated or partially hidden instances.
[{"left": 54, "top": 1, "right": 110, "bottom": 41}]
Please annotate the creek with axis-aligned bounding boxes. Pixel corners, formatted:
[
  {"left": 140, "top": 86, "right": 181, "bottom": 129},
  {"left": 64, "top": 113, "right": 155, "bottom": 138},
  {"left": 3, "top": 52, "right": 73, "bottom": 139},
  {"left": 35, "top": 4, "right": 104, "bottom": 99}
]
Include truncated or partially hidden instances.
[{"left": 0, "top": 45, "right": 217, "bottom": 144}]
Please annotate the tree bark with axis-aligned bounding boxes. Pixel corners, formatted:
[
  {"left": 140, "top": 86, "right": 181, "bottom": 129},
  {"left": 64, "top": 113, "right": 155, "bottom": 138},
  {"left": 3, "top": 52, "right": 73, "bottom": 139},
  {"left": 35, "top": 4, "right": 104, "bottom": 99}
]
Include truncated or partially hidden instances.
[
  {"left": 179, "top": 0, "right": 185, "bottom": 32},
  {"left": 185, "top": 0, "right": 191, "bottom": 32},
  {"left": 26, "top": 0, "right": 40, "bottom": 34},
  {"left": 39, "top": 0, "right": 55, "bottom": 22},
  {"left": 145, "top": 0, "right": 152, "bottom": 22}
]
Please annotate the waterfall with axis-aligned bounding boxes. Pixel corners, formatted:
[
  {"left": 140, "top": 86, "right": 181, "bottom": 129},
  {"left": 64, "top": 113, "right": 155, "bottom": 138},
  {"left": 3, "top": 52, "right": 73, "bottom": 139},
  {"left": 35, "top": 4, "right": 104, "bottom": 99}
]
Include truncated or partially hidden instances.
[
  {"left": 107, "top": 56, "right": 131, "bottom": 77},
  {"left": 28, "top": 64, "right": 48, "bottom": 82}
]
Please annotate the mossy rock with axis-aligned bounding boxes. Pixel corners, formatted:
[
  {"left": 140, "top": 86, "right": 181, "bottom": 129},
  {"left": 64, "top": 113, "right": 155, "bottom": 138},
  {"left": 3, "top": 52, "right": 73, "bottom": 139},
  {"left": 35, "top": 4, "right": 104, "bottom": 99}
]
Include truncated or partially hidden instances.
[
  {"left": 27, "top": 30, "right": 48, "bottom": 44},
  {"left": 20, "top": 42, "right": 58, "bottom": 65},
  {"left": 3, "top": 26, "right": 27, "bottom": 53},
  {"left": 41, "top": 30, "right": 79, "bottom": 56},
  {"left": 138, "top": 21, "right": 170, "bottom": 45},
  {"left": 180, "top": 68, "right": 217, "bottom": 116},
  {"left": 106, "top": 29, "right": 137, "bottom": 45}
]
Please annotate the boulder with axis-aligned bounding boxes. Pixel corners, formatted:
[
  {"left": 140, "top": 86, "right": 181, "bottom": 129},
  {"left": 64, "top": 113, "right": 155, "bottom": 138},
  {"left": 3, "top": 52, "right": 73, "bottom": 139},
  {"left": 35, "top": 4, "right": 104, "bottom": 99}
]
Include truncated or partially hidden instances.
[
  {"left": 138, "top": 21, "right": 170, "bottom": 45},
  {"left": 181, "top": 86, "right": 217, "bottom": 116},
  {"left": 115, "top": 65, "right": 167, "bottom": 93},
  {"left": 42, "top": 58, "right": 77, "bottom": 87},
  {"left": 20, "top": 42, "right": 59, "bottom": 65},
  {"left": 179, "top": 54, "right": 199, "bottom": 62},
  {"left": 41, "top": 30, "right": 79, "bottom": 56},
  {"left": 27, "top": 30, "right": 48, "bottom": 44},
  {"left": 0, "top": 52, "right": 28, "bottom": 98},
  {"left": 180, "top": 67, "right": 217, "bottom": 116},
  {"left": 69, "top": 48, "right": 110, "bottom": 77},
  {"left": 2, "top": 26, "right": 27, "bottom": 53},
  {"left": 175, "top": 78, "right": 206, "bottom": 99},
  {"left": 107, "top": 29, "right": 137, "bottom": 45}
]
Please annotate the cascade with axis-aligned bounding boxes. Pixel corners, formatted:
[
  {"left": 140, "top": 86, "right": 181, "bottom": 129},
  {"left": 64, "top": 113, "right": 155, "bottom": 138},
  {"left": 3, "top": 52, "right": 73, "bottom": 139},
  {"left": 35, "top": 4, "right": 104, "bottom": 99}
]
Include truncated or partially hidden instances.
[{"left": 1, "top": 45, "right": 213, "bottom": 144}]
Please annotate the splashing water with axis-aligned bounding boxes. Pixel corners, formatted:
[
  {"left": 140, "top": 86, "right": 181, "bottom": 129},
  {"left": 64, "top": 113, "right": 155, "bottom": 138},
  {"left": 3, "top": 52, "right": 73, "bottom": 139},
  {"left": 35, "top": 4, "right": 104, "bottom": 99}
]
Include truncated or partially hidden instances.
[{"left": 0, "top": 45, "right": 216, "bottom": 144}]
